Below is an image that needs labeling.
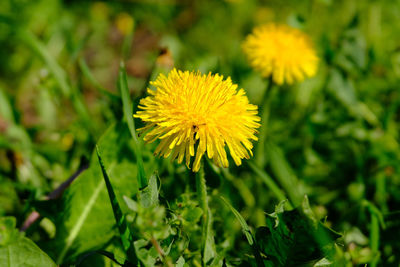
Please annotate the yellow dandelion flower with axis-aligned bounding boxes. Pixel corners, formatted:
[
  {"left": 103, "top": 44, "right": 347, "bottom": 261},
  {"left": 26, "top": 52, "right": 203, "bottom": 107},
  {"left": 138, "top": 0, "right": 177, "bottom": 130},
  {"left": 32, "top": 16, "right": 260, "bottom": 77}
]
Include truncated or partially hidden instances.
[
  {"left": 134, "top": 69, "right": 261, "bottom": 172},
  {"left": 242, "top": 23, "right": 318, "bottom": 85}
]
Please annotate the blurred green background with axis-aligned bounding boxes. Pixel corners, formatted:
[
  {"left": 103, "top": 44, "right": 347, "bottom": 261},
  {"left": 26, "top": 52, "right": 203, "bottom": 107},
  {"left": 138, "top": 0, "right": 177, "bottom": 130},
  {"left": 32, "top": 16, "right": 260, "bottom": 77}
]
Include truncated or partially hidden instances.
[{"left": 1, "top": 0, "right": 400, "bottom": 266}]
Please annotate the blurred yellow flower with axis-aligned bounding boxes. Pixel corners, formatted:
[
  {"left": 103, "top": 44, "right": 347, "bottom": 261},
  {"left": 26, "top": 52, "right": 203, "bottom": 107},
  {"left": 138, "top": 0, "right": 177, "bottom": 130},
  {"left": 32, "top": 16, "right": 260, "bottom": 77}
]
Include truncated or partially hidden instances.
[
  {"left": 242, "top": 23, "right": 318, "bottom": 85},
  {"left": 115, "top": 13, "right": 134, "bottom": 36},
  {"left": 134, "top": 69, "right": 260, "bottom": 172}
]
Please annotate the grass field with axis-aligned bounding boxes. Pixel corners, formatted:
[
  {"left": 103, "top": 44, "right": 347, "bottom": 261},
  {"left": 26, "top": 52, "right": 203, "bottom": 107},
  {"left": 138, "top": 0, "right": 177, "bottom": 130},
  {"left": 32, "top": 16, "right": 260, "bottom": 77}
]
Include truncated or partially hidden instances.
[{"left": 1, "top": 0, "right": 400, "bottom": 266}]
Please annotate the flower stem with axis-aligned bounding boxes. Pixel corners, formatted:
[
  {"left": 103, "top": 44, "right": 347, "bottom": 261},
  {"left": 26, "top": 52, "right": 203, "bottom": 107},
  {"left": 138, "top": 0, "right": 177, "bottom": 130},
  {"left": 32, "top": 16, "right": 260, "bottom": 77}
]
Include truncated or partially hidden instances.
[
  {"left": 256, "top": 77, "right": 276, "bottom": 167},
  {"left": 195, "top": 162, "right": 209, "bottom": 266}
]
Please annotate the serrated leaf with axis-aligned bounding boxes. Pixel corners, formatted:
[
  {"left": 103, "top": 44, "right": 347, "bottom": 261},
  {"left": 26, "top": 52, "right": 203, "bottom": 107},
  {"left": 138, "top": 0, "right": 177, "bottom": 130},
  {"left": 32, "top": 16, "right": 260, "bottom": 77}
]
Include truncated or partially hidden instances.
[
  {"left": 43, "top": 122, "right": 139, "bottom": 264},
  {"left": 255, "top": 198, "right": 341, "bottom": 267}
]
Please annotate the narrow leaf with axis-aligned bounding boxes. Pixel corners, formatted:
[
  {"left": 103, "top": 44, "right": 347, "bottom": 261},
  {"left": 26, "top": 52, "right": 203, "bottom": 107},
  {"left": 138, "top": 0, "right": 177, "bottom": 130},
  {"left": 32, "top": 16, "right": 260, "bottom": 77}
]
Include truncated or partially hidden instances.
[
  {"left": 118, "top": 62, "right": 147, "bottom": 189},
  {"left": 220, "top": 196, "right": 264, "bottom": 267},
  {"left": 266, "top": 142, "right": 303, "bottom": 206},
  {"left": 78, "top": 58, "right": 119, "bottom": 100},
  {"left": 18, "top": 30, "right": 71, "bottom": 96},
  {"left": 248, "top": 162, "right": 290, "bottom": 209},
  {"left": 96, "top": 146, "right": 137, "bottom": 262},
  {"left": 19, "top": 29, "right": 92, "bottom": 128}
]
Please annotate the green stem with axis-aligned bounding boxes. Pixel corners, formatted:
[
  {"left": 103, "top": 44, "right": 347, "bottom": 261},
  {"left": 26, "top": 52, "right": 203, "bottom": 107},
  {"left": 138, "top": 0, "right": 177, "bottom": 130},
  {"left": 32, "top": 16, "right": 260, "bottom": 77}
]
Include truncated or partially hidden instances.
[
  {"left": 195, "top": 163, "right": 208, "bottom": 266},
  {"left": 122, "top": 31, "right": 135, "bottom": 60},
  {"left": 363, "top": 200, "right": 385, "bottom": 267},
  {"left": 256, "top": 77, "right": 276, "bottom": 167},
  {"left": 370, "top": 213, "right": 379, "bottom": 267},
  {"left": 375, "top": 173, "right": 388, "bottom": 213}
]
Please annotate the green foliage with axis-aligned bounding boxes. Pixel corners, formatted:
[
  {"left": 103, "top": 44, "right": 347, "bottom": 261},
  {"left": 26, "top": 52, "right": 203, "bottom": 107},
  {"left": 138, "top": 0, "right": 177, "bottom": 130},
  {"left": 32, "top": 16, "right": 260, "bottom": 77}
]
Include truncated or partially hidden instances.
[
  {"left": 118, "top": 62, "right": 147, "bottom": 189},
  {"left": 96, "top": 146, "right": 137, "bottom": 263},
  {"left": 0, "top": 217, "right": 56, "bottom": 267},
  {"left": 256, "top": 198, "right": 340, "bottom": 267},
  {"left": 221, "top": 196, "right": 264, "bottom": 266},
  {"left": 43, "top": 122, "right": 140, "bottom": 264}
]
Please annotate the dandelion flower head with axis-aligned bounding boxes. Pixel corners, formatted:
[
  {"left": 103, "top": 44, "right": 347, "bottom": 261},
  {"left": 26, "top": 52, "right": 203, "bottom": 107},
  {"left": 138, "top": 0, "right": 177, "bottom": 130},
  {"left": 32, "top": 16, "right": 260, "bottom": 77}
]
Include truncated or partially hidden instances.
[
  {"left": 134, "top": 69, "right": 261, "bottom": 172},
  {"left": 242, "top": 23, "right": 318, "bottom": 85}
]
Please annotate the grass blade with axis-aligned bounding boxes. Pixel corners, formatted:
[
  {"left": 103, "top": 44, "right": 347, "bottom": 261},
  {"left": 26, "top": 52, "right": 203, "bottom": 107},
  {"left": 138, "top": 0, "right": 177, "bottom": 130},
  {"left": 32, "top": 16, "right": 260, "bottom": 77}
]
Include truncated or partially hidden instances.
[
  {"left": 265, "top": 142, "right": 303, "bottom": 206},
  {"left": 78, "top": 58, "right": 119, "bottom": 100},
  {"left": 220, "top": 196, "right": 264, "bottom": 267},
  {"left": 96, "top": 146, "right": 137, "bottom": 263},
  {"left": 19, "top": 29, "right": 92, "bottom": 130},
  {"left": 118, "top": 62, "right": 147, "bottom": 189},
  {"left": 248, "top": 162, "right": 291, "bottom": 209},
  {"left": 18, "top": 30, "right": 71, "bottom": 96}
]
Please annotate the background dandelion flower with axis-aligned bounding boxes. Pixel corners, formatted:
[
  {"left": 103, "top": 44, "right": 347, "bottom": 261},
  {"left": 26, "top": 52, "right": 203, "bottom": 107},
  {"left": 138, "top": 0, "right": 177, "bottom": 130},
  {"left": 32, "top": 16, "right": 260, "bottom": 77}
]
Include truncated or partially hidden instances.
[
  {"left": 134, "top": 69, "right": 261, "bottom": 172},
  {"left": 242, "top": 23, "right": 318, "bottom": 85}
]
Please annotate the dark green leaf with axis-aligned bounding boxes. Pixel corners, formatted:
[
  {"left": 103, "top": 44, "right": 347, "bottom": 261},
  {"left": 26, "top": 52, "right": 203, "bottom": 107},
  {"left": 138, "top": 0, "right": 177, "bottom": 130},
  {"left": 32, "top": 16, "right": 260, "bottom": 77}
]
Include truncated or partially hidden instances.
[
  {"left": 255, "top": 198, "right": 341, "bottom": 267},
  {"left": 96, "top": 146, "right": 137, "bottom": 262}
]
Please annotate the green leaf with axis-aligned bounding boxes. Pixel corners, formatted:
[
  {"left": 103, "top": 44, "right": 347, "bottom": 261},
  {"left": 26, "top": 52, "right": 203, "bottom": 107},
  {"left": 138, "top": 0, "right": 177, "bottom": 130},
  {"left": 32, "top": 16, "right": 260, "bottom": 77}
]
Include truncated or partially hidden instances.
[
  {"left": 255, "top": 197, "right": 341, "bottom": 267},
  {"left": 18, "top": 29, "right": 92, "bottom": 128},
  {"left": 327, "top": 69, "right": 378, "bottom": 126},
  {"left": 18, "top": 30, "right": 71, "bottom": 97},
  {"left": 138, "top": 172, "right": 159, "bottom": 208},
  {"left": 0, "top": 179, "right": 19, "bottom": 215},
  {"left": 203, "top": 208, "right": 217, "bottom": 265},
  {"left": 0, "top": 87, "right": 14, "bottom": 123},
  {"left": 0, "top": 217, "right": 56, "bottom": 267},
  {"left": 220, "top": 196, "right": 264, "bottom": 267},
  {"left": 96, "top": 147, "right": 137, "bottom": 262},
  {"left": 118, "top": 62, "right": 147, "bottom": 189},
  {"left": 44, "top": 122, "right": 139, "bottom": 264},
  {"left": 220, "top": 197, "right": 254, "bottom": 245},
  {"left": 248, "top": 162, "right": 290, "bottom": 209},
  {"left": 182, "top": 207, "right": 203, "bottom": 223},
  {"left": 134, "top": 240, "right": 157, "bottom": 267},
  {"left": 266, "top": 142, "right": 303, "bottom": 206},
  {"left": 176, "top": 256, "right": 185, "bottom": 267}
]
